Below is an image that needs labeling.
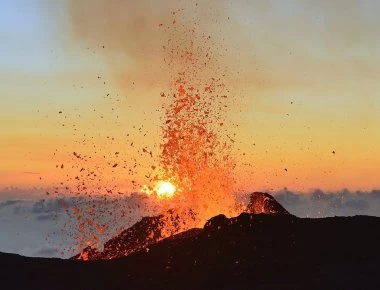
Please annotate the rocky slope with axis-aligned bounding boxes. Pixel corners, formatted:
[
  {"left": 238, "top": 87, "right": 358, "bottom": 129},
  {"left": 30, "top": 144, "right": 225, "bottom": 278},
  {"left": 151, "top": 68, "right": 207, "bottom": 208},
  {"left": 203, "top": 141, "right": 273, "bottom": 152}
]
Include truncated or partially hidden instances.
[
  {"left": 246, "top": 192, "right": 290, "bottom": 214},
  {"left": 74, "top": 192, "right": 288, "bottom": 260}
]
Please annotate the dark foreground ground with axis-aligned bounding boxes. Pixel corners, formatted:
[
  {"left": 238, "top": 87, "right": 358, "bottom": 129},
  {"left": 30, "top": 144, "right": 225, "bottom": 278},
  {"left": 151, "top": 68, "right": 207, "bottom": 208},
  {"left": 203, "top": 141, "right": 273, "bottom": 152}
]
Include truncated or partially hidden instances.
[{"left": 1, "top": 213, "right": 379, "bottom": 290}]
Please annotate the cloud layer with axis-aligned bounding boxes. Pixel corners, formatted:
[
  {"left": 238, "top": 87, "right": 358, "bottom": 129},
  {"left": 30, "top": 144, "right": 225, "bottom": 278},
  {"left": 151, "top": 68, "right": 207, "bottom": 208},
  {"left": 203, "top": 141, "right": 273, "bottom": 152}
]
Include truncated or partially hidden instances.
[{"left": 274, "top": 188, "right": 380, "bottom": 218}]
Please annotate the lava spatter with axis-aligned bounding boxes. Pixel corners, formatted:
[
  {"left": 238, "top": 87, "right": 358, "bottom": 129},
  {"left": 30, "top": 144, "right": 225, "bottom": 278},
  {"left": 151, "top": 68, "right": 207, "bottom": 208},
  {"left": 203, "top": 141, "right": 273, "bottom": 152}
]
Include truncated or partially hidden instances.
[{"left": 144, "top": 12, "right": 239, "bottom": 231}]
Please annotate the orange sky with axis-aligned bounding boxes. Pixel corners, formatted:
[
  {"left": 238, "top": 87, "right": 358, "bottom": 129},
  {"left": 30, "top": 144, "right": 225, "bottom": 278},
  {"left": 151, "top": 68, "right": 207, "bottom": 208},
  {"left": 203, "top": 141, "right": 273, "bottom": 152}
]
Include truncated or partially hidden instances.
[{"left": 1, "top": 0, "right": 380, "bottom": 194}]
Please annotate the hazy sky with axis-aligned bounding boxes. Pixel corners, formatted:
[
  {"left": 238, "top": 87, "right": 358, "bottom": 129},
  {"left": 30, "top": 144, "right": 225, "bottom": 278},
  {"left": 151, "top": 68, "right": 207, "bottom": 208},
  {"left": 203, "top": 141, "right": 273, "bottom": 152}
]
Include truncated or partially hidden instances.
[{"left": 1, "top": 0, "right": 380, "bottom": 194}]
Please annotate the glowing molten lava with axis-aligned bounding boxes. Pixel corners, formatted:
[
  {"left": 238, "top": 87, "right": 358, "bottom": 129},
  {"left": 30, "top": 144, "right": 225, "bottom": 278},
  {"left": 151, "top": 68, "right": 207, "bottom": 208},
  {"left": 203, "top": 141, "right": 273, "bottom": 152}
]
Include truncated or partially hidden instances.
[{"left": 141, "top": 12, "right": 239, "bottom": 231}]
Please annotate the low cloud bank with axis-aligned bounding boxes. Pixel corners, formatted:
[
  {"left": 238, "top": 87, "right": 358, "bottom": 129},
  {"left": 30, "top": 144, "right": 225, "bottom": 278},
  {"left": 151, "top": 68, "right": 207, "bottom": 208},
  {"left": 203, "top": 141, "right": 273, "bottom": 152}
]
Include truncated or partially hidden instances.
[
  {"left": 273, "top": 188, "right": 380, "bottom": 217},
  {"left": 1, "top": 188, "right": 380, "bottom": 221}
]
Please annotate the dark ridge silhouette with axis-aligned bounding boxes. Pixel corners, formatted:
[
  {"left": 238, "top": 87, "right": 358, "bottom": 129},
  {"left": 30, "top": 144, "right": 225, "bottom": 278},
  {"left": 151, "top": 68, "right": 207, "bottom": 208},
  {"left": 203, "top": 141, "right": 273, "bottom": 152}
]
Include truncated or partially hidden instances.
[
  {"left": 73, "top": 192, "right": 289, "bottom": 261},
  {"left": 1, "top": 214, "right": 379, "bottom": 289},
  {"left": 246, "top": 192, "right": 290, "bottom": 215}
]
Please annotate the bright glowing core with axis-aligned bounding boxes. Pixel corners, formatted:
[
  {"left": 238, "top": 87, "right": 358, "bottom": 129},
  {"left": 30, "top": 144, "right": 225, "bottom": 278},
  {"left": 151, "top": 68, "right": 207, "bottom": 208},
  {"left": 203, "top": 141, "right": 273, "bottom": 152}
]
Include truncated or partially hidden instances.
[{"left": 155, "top": 181, "right": 176, "bottom": 199}]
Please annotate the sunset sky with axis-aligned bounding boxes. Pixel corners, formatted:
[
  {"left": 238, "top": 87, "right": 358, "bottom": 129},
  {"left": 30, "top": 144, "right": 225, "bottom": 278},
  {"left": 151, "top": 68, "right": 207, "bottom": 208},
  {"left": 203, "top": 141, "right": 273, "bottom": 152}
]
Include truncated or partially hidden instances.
[{"left": 1, "top": 0, "right": 380, "bottom": 196}]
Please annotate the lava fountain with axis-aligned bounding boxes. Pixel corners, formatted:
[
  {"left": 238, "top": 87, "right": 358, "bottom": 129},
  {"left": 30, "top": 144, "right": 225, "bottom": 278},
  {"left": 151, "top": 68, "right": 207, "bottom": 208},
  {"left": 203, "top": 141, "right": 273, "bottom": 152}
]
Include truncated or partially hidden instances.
[{"left": 141, "top": 12, "right": 239, "bottom": 232}]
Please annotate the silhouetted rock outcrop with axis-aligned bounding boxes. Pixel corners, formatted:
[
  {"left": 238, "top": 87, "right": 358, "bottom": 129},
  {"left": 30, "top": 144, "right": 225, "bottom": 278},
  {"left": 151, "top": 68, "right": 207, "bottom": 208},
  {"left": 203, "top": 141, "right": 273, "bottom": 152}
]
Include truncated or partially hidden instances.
[
  {"left": 73, "top": 210, "right": 191, "bottom": 260},
  {"left": 101, "top": 215, "right": 164, "bottom": 259},
  {"left": 246, "top": 192, "right": 290, "bottom": 215},
  {"left": 204, "top": 214, "right": 229, "bottom": 231},
  {"left": 73, "top": 215, "right": 167, "bottom": 260}
]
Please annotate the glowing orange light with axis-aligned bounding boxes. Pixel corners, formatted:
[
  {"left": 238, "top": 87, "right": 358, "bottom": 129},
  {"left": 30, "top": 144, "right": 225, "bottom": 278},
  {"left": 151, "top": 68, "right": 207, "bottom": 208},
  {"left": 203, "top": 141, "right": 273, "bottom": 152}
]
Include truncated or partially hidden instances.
[
  {"left": 142, "top": 180, "right": 176, "bottom": 199},
  {"left": 155, "top": 181, "right": 176, "bottom": 198}
]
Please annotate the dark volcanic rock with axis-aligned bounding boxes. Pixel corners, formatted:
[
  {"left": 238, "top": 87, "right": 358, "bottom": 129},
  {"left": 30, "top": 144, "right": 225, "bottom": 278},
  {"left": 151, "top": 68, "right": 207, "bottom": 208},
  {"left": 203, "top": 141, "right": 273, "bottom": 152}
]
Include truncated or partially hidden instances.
[
  {"left": 246, "top": 192, "right": 290, "bottom": 215},
  {"left": 204, "top": 214, "right": 229, "bottom": 231},
  {"left": 101, "top": 215, "right": 165, "bottom": 259},
  {"left": 74, "top": 210, "right": 189, "bottom": 260},
  {"left": 1, "top": 214, "right": 380, "bottom": 290},
  {"left": 73, "top": 215, "right": 167, "bottom": 260}
]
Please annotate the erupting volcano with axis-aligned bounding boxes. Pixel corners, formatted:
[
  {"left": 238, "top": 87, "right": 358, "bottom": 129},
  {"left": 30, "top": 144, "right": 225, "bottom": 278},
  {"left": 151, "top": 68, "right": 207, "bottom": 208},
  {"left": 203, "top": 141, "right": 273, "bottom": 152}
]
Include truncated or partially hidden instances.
[
  {"left": 53, "top": 8, "right": 242, "bottom": 255},
  {"left": 2, "top": 1, "right": 380, "bottom": 289}
]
